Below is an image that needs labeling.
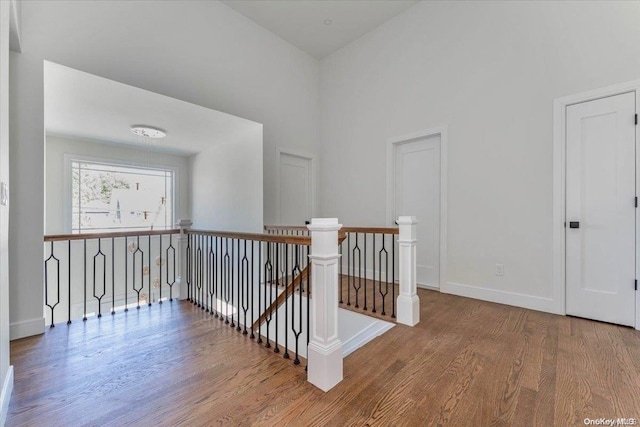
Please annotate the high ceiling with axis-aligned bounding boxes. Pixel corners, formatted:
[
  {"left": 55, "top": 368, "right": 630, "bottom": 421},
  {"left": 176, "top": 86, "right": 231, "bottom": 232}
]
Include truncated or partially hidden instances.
[
  {"left": 222, "top": 0, "right": 420, "bottom": 59},
  {"left": 44, "top": 61, "right": 262, "bottom": 156}
]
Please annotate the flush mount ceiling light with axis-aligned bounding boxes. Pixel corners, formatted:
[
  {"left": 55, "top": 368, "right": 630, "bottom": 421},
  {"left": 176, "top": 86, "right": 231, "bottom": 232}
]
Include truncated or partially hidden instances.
[
  {"left": 324, "top": 19, "right": 332, "bottom": 25},
  {"left": 130, "top": 125, "right": 167, "bottom": 139}
]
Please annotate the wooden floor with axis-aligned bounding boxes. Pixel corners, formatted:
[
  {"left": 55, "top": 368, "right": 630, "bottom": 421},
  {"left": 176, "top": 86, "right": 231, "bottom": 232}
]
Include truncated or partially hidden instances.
[{"left": 7, "top": 289, "right": 640, "bottom": 426}]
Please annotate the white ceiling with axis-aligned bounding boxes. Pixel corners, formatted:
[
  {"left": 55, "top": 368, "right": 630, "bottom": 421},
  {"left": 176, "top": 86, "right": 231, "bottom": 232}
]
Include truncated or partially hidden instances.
[
  {"left": 44, "top": 61, "right": 262, "bottom": 156},
  {"left": 222, "top": 0, "right": 420, "bottom": 59}
]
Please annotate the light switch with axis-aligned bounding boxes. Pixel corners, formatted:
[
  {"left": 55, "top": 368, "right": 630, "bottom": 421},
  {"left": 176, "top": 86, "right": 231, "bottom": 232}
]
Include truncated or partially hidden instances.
[{"left": 1, "top": 182, "right": 8, "bottom": 206}]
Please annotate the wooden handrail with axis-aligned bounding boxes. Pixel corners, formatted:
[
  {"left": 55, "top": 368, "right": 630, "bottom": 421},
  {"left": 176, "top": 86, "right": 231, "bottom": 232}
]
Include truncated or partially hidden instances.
[
  {"left": 264, "top": 225, "right": 399, "bottom": 235},
  {"left": 186, "top": 229, "right": 311, "bottom": 246},
  {"left": 263, "top": 225, "right": 308, "bottom": 231},
  {"left": 44, "top": 229, "right": 181, "bottom": 242},
  {"left": 341, "top": 226, "right": 399, "bottom": 235},
  {"left": 253, "top": 264, "right": 310, "bottom": 330}
]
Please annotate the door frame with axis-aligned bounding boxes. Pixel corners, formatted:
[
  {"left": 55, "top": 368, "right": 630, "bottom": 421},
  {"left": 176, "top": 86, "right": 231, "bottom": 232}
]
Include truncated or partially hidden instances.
[
  {"left": 552, "top": 80, "right": 640, "bottom": 329},
  {"left": 386, "top": 125, "right": 448, "bottom": 290},
  {"left": 275, "top": 147, "right": 316, "bottom": 225}
]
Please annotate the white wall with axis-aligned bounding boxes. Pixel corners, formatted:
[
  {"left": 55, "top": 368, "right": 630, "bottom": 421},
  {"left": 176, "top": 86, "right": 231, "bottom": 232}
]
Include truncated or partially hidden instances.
[
  {"left": 319, "top": 1, "right": 640, "bottom": 313},
  {"left": 10, "top": 1, "right": 319, "bottom": 338},
  {"left": 45, "top": 135, "right": 191, "bottom": 235},
  {"left": 0, "top": 0, "right": 12, "bottom": 423},
  {"left": 190, "top": 128, "right": 263, "bottom": 233}
]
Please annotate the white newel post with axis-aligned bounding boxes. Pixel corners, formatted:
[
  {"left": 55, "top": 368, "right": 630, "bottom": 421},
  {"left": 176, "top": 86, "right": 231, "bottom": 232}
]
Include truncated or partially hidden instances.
[
  {"left": 177, "top": 219, "right": 192, "bottom": 301},
  {"left": 396, "top": 216, "right": 420, "bottom": 326},
  {"left": 307, "top": 218, "right": 343, "bottom": 392}
]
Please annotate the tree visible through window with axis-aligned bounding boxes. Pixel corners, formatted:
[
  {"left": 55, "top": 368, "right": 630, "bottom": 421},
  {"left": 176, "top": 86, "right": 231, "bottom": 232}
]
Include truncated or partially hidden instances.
[{"left": 71, "top": 160, "right": 173, "bottom": 233}]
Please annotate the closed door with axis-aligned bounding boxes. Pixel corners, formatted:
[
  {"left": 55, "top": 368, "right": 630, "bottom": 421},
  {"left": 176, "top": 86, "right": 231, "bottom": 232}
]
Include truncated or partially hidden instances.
[
  {"left": 566, "top": 91, "right": 636, "bottom": 326},
  {"left": 279, "top": 153, "right": 312, "bottom": 225},
  {"left": 395, "top": 135, "right": 440, "bottom": 287}
]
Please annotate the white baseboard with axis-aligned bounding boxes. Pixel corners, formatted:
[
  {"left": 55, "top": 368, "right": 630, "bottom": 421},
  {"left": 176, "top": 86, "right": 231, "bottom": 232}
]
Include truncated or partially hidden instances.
[
  {"left": 10, "top": 317, "right": 45, "bottom": 340},
  {"left": 0, "top": 365, "right": 13, "bottom": 427},
  {"left": 441, "top": 282, "right": 559, "bottom": 315},
  {"left": 342, "top": 319, "right": 394, "bottom": 357},
  {"left": 418, "top": 283, "right": 440, "bottom": 291}
]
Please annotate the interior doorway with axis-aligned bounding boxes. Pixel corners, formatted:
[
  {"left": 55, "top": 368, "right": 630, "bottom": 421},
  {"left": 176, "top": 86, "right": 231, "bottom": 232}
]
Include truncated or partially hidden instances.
[
  {"left": 278, "top": 150, "right": 313, "bottom": 225},
  {"left": 565, "top": 92, "right": 636, "bottom": 326},
  {"left": 388, "top": 127, "right": 447, "bottom": 289},
  {"left": 554, "top": 81, "right": 640, "bottom": 329}
]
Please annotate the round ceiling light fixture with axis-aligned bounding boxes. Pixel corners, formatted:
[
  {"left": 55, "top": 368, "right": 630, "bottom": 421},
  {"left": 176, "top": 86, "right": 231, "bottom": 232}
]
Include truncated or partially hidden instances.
[
  {"left": 130, "top": 125, "right": 167, "bottom": 139},
  {"left": 324, "top": 19, "right": 332, "bottom": 25}
]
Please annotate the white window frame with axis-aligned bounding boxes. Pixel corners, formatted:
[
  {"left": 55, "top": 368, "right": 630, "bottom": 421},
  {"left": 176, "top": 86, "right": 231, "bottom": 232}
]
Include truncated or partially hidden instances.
[{"left": 64, "top": 153, "right": 178, "bottom": 234}]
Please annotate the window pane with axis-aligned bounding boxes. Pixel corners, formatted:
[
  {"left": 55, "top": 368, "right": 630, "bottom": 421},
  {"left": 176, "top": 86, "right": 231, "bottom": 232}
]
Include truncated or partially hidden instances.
[{"left": 71, "top": 161, "right": 174, "bottom": 233}]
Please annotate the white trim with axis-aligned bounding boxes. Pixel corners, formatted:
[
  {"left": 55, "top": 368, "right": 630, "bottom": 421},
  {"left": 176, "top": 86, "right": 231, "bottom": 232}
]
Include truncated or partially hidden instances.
[
  {"left": 63, "top": 153, "right": 179, "bottom": 234},
  {"left": 444, "top": 282, "right": 556, "bottom": 314},
  {"left": 553, "top": 79, "right": 640, "bottom": 329},
  {"left": 0, "top": 365, "right": 13, "bottom": 427},
  {"left": 10, "top": 317, "right": 45, "bottom": 340},
  {"left": 341, "top": 316, "right": 394, "bottom": 357},
  {"left": 386, "top": 126, "right": 448, "bottom": 290},
  {"left": 275, "top": 147, "right": 316, "bottom": 225}
]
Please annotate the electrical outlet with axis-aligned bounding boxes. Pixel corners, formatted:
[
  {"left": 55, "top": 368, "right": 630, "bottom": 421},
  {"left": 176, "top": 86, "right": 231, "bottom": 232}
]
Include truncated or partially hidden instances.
[{"left": 496, "top": 264, "right": 504, "bottom": 276}]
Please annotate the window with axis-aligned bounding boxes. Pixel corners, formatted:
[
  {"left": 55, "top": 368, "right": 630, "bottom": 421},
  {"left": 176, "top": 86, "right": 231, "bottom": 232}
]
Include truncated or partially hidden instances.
[{"left": 71, "top": 160, "right": 174, "bottom": 233}]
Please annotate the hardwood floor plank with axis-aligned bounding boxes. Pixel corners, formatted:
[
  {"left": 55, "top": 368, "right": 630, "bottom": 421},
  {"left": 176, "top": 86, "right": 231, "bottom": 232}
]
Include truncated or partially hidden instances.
[{"left": 7, "top": 290, "right": 640, "bottom": 427}]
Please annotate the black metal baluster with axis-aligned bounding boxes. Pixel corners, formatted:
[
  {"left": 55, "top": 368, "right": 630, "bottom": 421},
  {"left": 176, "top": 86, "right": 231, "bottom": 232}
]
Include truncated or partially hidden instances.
[
  {"left": 124, "top": 238, "right": 129, "bottom": 312},
  {"left": 372, "top": 234, "right": 377, "bottom": 313},
  {"left": 133, "top": 236, "right": 144, "bottom": 309},
  {"left": 111, "top": 237, "right": 115, "bottom": 314},
  {"left": 67, "top": 240, "right": 72, "bottom": 324},
  {"left": 196, "top": 235, "right": 203, "bottom": 308},
  {"left": 363, "top": 233, "right": 368, "bottom": 311},
  {"left": 44, "top": 241, "right": 60, "bottom": 327},
  {"left": 83, "top": 239, "right": 87, "bottom": 321},
  {"left": 209, "top": 236, "right": 218, "bottom": 315},
  {"left": 283, "top": 243, "right": 289, "bottom": 359},
  {"left": 186, "top": 233, "right": 192, "bottom": 302},
  {"left": 339, "top": 241, "right": 343, "bottom": 304},
  {"left": 93, "top": 238, "right": 106, "bottom": 318},
  {"left": 214, "top": 236, "right": 220, "bottom": 318},
  {"left": 257, "top": 241, "right": 262, "bottom": 344},
  {"left": 392, "top": 233, "right": 396, "bottom": 319},
  {"left": 352, "top": 233, "right": 362, "bottom": 308},
  {"left": 205, "top": 235, "right": 210, "bottom": 312},
  {"left": 231, "top": 239, "right": 236, "bottom": 328},
  {"left": 224, "top": 238, "right": 231, "bottom": 324},
  {"left": 167, "top": 234, "right": 176, "bottom": 301},
  {"left": 236, "top": 239, "right": 241, "bottom": 331},
  {"left": 250, "top": 241, "right": 255, "bottom": 339},
  {"left": 306, "top": 244, "right": 310, "bottom": 372},
  {"left": 379, "top": 234, "right": 389, "bottom": 316},
  {"left": 264, "top": 242, "right": 273, "bottom": 348},
  {"left": 159, "top": 235, "right": 163, "bottom": 304},
  {"left": 148, "top": 235, "right": 152, "bottom": 307},
  {"left": 274, "top": 241, "right": 279, "bottom": 353},
  {"left": 291, "top": 244, "right": 303, "bottom": 364},
  {"left": 241, "top": 240, "right": 249, "bottom": 335},
  {"left": 347, "top": 232, "right": 351, "bottom": 306}
]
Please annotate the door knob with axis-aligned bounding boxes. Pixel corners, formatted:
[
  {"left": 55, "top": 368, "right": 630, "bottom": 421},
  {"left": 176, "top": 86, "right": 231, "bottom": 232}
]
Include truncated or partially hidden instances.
[{"left": 569, "top": 221, "right": 580, "bottom": 229}]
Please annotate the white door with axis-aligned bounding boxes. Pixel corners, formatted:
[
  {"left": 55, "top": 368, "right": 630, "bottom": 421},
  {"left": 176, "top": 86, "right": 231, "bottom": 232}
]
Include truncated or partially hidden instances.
[
  {"left": 395, "top": 135, "right": 440, "bottom": 287},
  {"left": 279, "top": 152, "right": 312, "bottom": 225},
  {"left": 566, "top": 91, "right": 636, "bottom": 326}
]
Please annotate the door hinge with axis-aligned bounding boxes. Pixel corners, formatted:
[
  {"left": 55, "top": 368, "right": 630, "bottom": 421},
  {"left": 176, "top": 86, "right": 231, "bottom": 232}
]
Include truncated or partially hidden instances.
[
  {"left": 636, "top": 113, "right": 638, "bottom": 125},
  {"left": 636, "top": 197, "right": 638, "bottom": 208},
  {"left": 636, "top": 279, "right": 638, "bottom": 291}
]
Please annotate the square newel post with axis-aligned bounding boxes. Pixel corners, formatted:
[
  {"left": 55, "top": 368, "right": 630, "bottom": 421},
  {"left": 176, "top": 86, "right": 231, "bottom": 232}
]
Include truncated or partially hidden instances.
[
  {"left": 307, "top": 218, "right": 343, "bottom": 392},
  {"left": 397, "top": 216, "right": 420, "bottom": 326},
  {"left": 176, "top": 219, "right": 192, "bottom": 301}
]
